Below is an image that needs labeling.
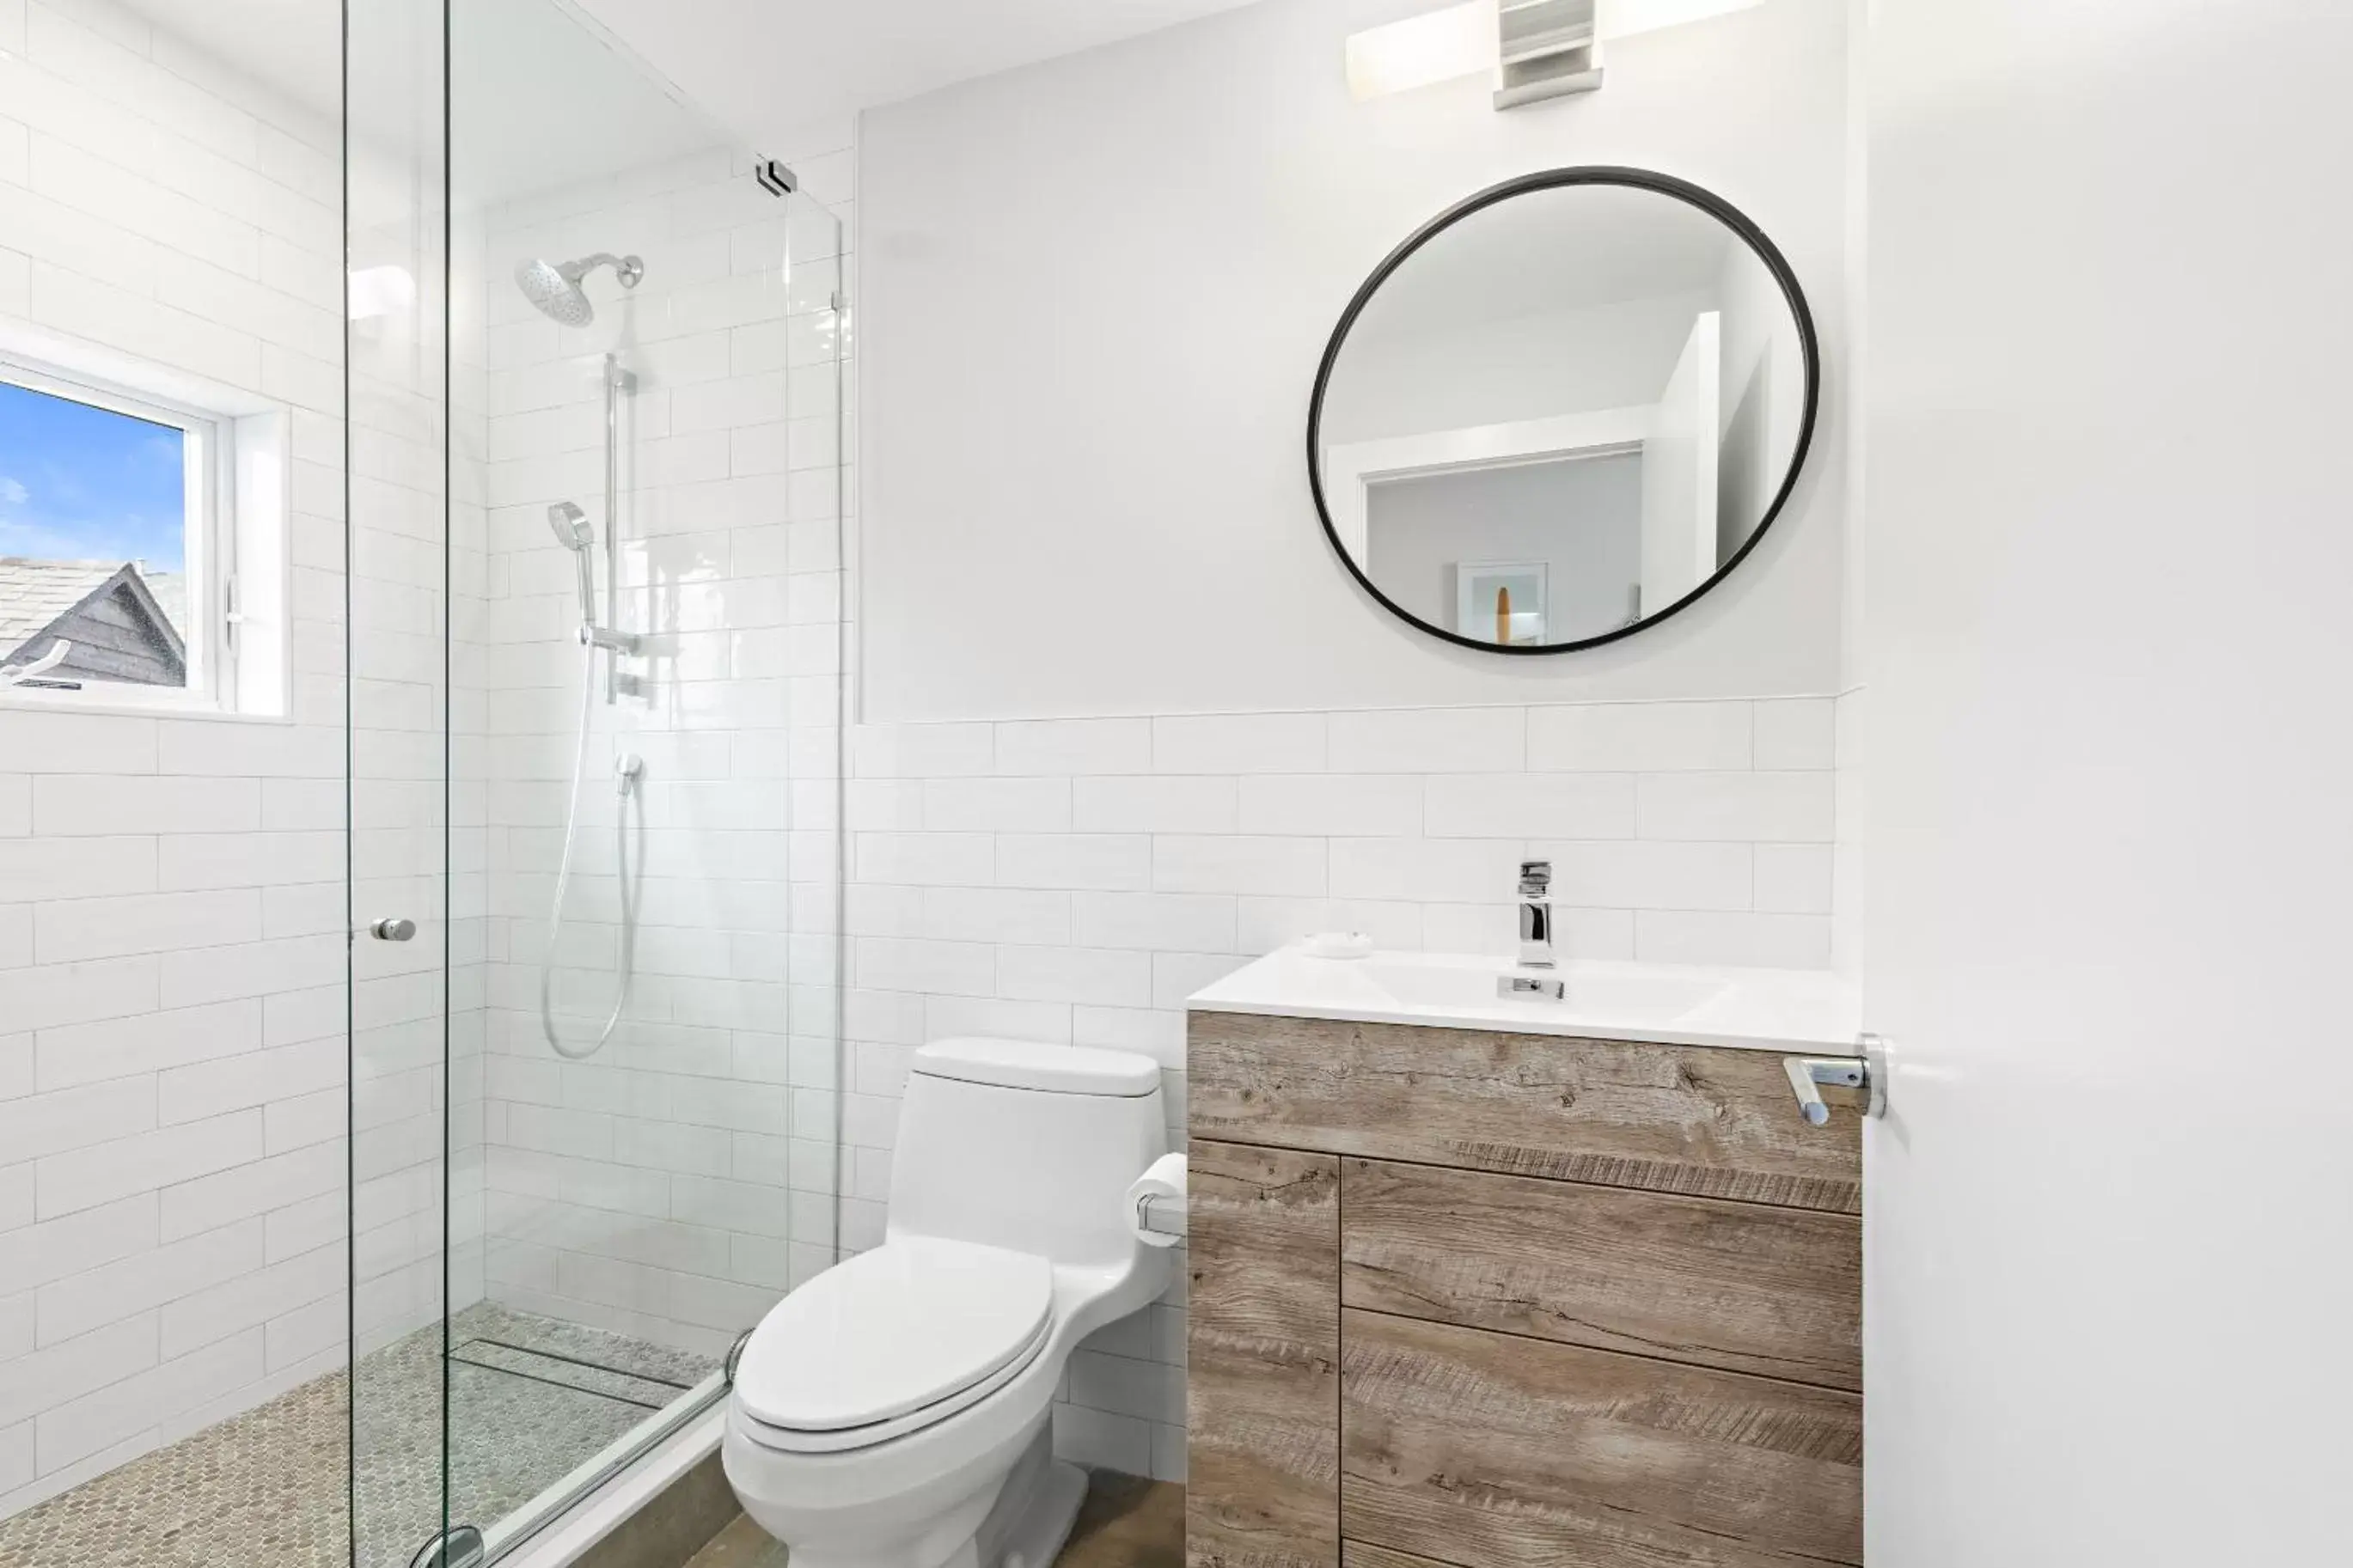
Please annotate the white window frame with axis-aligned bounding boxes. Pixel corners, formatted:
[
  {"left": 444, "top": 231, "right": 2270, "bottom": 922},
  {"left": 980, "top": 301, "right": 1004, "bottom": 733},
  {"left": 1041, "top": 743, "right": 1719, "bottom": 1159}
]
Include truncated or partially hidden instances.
[{"left": 0, "top": 333, "right": 293, "bottom": 723}]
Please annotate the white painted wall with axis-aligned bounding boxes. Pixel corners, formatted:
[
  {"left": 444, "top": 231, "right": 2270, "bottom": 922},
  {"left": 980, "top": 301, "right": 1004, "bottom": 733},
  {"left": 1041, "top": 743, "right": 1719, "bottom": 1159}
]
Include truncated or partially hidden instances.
[
  {"left": 1857, "top": 1, "right": 2353, "bottom": 1559},
  {"left": 859, "top": 0, "right": 1851, "bottom": 721},
  {"left": 0, "top": 0, "right": 348, "bottom": 1514},
  {"left": 1713, "top": 232, "right": 1804, "bottom": 556},
  {"left": 1637, "top": 311, "right": 1720, "bottom": 612}
]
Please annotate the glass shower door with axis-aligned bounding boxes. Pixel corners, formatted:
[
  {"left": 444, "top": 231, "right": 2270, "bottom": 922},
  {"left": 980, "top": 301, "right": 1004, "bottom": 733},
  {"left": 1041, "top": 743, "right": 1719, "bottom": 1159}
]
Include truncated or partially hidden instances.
[
  {"left": 346, "top": 2, "right": 460, "bottom": 1565},
  {"left": 349, "top": 1, "right": 847, "bottom": 1562}
]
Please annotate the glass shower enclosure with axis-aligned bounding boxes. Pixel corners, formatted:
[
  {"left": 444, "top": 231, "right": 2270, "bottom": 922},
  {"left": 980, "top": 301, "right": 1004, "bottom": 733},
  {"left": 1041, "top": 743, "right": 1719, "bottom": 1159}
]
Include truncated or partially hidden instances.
[
  {"left": 348, "top": 2, "right": 846, "bottom": 1563},
  {"left": 0, "top": 1, "right": 837, "bottom": 1563}
]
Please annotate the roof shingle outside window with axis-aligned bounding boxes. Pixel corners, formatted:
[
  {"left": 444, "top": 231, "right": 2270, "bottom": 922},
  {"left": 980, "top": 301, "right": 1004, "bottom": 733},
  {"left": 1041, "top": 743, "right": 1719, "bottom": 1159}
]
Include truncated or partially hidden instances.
[{"left": 0, "top": 556, "right": 187, "bottom": 687}]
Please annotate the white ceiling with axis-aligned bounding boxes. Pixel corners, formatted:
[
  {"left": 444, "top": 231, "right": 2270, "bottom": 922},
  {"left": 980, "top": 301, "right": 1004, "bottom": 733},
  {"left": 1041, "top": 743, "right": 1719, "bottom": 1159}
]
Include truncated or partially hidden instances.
[
  {"left": 449, "top": 0, "right": 725, "bottom": 207},
  {"left": 118, "top": 0, "right": 1279, "bottom": 200},
  {"left": 572, "top": 0, "right": 1276, "bottom": 143},
  {"left": 113, "top": 0, "right": 339, "bottom": 119},
  {"left": 117, "top": 0, "right": 739, "bottom": 206}
]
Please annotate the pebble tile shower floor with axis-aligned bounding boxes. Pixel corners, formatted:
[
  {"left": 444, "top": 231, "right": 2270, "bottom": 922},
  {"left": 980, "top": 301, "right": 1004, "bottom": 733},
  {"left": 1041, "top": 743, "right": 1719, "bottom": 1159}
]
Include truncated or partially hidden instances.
[{"left": 0, "top": 1304, "right": 718, "bottom": 1568}]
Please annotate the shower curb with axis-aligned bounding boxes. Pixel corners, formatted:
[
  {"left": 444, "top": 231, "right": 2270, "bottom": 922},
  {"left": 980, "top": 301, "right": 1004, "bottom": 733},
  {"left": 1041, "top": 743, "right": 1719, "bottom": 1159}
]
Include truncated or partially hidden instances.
[{"left": 500, "top": 1409, "right": 730, "bottom": 1568}]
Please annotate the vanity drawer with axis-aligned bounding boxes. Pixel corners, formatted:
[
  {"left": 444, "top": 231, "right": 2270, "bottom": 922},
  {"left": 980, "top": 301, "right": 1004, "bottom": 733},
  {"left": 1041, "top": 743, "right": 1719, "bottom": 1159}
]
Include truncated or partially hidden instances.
[
  {"left": 1341, "top": 1310, "right": 1864, "bottom": 1568},
  {"left": 1190, "top": 1010, "right": 1862, "bottom": 1214},
  {"left": 1186, "top": 1139, "right": 1342, "bottom": 1568},
  {"left": 1342, "top": 1159, "right": 1861, "bottom": 1391}
]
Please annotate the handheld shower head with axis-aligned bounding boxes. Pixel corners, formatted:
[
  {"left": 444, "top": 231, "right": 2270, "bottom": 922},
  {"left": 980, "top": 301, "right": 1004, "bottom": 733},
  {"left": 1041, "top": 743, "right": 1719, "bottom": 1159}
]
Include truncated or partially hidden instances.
[
  {"left": 514, "top": 253, "right": 645, "bottom": 326},
  {"left": 547, "top": 502, "right": 597, "bottom": 628},
  {"left": 547, "top": 500, "right": 592, "bottom": 550}
]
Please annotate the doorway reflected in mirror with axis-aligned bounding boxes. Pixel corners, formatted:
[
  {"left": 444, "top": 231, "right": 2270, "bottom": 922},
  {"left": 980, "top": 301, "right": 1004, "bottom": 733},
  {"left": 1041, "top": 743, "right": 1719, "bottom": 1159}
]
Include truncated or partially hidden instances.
[{"left": 1452, "top": 561, "right": 1549, "bottom": 647}]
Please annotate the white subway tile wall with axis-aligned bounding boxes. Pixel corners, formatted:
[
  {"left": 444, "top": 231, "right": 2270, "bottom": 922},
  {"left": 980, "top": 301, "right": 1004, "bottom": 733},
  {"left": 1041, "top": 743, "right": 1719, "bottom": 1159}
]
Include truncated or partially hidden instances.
[
  {"left": 469, "top": 129, "right": 851, "bottom": 1361},
  {"left": 0, "top": 0, "right": 350, "bottom": 1515},
  {"left": 1831, "top": 686, "right": 1866, "bottom": 978},
  {"left": 841, "top": 695, "right": 1838, "bottom": 1480}
]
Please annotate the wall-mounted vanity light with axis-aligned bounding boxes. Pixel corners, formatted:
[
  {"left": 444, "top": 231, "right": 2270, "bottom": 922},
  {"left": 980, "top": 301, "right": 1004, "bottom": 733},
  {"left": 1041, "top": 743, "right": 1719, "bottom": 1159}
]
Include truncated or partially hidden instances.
[
  {"left": 1345, "top": 0, "right": 1764, "bottom": 108},
  {"left": 1496, "top": 0, "right": 1603, "bottom": 107}
]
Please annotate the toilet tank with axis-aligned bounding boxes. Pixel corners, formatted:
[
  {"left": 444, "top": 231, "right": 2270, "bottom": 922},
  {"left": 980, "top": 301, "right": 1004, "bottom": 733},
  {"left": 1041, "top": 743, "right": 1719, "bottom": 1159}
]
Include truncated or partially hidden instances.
[{"left": 886, "top": 1039, "right": 1167, "bottom": 1269}]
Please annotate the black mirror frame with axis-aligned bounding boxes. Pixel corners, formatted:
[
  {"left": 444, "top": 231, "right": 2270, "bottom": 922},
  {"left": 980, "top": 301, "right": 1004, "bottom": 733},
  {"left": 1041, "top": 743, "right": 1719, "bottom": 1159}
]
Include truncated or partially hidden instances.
[{"left": 1305, "top": 166, "right": 1822, "bottom": 656}]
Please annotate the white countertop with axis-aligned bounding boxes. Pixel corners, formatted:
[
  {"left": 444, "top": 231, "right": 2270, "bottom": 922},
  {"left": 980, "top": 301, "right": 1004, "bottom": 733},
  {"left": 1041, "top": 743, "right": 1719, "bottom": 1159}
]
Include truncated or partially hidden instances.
[{"left": 1187, "top": 945, "right": 1860, "bottom": 1055}]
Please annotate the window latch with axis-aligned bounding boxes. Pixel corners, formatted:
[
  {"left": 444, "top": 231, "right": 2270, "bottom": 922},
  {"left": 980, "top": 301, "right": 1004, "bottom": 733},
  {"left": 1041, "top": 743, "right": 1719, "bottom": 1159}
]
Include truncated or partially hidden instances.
[{"left": 223, "top": 577, "right": 248, "bottom": 654}]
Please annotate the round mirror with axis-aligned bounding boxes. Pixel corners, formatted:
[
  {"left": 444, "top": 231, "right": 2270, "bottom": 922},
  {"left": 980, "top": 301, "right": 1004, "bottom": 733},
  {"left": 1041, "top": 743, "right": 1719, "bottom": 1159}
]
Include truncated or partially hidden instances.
[{"left": 1308, "top": 168, "right": 1818, "bottom": 654}]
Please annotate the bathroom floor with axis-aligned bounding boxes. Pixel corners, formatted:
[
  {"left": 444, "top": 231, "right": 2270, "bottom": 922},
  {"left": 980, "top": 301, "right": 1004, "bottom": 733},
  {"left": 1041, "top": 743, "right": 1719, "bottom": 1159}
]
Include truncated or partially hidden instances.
[
  {"left": 0, "top": 1303, "right": 718, "bottom": 1568},
  {"left": 684, "top": 1473, "right": 1188, "bottom": 1568}
]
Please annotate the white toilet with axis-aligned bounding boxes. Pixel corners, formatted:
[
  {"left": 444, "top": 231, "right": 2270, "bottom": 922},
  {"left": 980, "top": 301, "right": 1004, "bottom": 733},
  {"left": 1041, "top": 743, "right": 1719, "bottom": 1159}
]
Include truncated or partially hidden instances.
[{"left": 722, "top": 1038, "right": 1173, "bottom": 1568}]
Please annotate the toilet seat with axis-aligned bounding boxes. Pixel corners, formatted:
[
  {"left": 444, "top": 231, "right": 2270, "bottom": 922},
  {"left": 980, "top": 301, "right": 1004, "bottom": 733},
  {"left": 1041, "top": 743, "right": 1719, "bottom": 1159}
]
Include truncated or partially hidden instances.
[
  {"left": 736, "top": 1312, "right": 1052, "bottom": 1455},
  {"left": 732, "top": 1237, "right": 1055, "bottom": 1454}
]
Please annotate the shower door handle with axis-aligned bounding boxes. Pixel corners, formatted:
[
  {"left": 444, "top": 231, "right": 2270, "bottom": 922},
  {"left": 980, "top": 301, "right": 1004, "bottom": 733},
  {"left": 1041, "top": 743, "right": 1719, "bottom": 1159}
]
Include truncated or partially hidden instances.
[{"left": 369, "top": 917, "right": 417, "bottom": 943}]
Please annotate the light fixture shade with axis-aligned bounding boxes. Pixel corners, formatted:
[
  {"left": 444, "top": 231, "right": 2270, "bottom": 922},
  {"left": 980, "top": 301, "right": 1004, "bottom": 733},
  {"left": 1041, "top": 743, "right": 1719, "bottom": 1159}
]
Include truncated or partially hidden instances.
[{"left": 1598, "top": 0, "right": 1763, "bottom": 41}]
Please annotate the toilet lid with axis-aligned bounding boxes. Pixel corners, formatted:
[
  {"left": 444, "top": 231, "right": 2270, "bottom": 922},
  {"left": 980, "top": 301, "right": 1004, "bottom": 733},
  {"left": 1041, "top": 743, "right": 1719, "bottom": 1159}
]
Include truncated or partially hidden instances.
[{"left": 732, "top": 1237, "right": 1054, "bottom": 1433}]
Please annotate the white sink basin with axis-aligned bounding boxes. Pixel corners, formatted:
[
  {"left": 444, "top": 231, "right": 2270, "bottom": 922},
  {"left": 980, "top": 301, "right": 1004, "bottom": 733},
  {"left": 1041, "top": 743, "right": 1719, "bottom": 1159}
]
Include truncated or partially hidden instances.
[
  {"left": 1364, "top": 955, "right": 1729, "bottom": 1021},
  {"left": 1187, "top": 946, "right": 1857, "bottom": 1054}
]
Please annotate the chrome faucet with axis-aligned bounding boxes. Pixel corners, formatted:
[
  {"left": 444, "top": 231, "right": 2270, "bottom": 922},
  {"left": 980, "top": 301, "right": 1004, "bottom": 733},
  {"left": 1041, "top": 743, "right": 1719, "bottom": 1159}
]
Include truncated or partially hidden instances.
[{"left": 1518, "top": 859, "right": 1555, "bottom": 968}]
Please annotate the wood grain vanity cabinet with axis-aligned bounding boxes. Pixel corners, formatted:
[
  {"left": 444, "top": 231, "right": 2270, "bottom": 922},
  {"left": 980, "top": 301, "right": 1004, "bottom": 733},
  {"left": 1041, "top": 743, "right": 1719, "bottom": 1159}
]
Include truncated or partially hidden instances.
[{"left": 1186, "top": 1010, "right": 1864, "bottom": 1568}]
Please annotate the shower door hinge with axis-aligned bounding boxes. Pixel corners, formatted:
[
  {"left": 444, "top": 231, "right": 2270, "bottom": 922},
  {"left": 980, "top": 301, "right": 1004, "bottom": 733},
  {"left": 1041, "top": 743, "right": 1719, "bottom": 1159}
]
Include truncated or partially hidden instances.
[
  {"left": 830, "top": 289, "right": 848, "bottom": 314},
  {"left": 755, "top": 159, "right": 798, "bottom": 198}
]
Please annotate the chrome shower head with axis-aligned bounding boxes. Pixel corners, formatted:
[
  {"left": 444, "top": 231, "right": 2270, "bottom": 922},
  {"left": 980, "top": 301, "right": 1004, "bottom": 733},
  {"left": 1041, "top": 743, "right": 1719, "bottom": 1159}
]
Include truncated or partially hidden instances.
[
  {"left": 515, "top": 259, "right": 592, "bottom": 327},
  {"left": 547, "top": 500, "right": 592, "bottom": 551},
  {"left": 514, "top": 253, "right": 645, "bottom": 326}
]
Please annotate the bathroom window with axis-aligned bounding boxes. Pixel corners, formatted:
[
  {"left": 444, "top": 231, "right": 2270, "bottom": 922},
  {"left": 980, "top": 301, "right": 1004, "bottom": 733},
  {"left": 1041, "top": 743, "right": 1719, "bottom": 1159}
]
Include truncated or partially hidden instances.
[{"left": 0, "top": 352, "right": 287, "bottom": 717}]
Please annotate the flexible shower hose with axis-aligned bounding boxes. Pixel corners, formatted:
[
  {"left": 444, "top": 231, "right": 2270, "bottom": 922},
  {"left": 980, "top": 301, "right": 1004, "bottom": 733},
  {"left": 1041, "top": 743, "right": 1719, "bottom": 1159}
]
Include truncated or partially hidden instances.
[{"left": 541, "top": 637, "right": 639, "bottom": 1059}]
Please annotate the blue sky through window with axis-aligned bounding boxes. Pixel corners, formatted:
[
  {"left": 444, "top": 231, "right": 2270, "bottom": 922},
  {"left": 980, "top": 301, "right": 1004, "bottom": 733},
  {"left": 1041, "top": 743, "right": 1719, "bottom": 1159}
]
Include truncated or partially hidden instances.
[{"left": 0, "top": 380, "right": 187, "bottom": 571}]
